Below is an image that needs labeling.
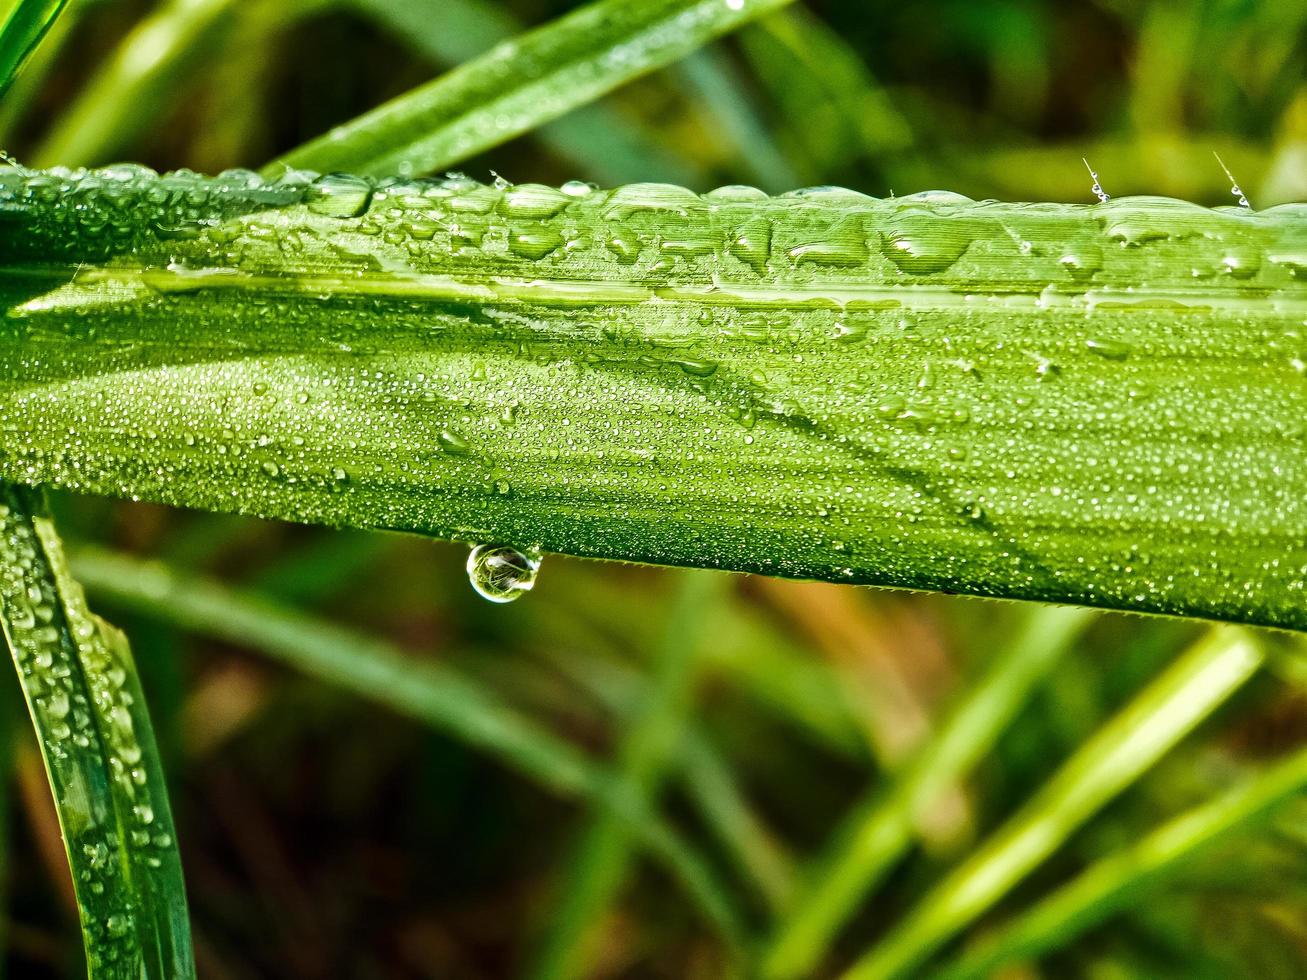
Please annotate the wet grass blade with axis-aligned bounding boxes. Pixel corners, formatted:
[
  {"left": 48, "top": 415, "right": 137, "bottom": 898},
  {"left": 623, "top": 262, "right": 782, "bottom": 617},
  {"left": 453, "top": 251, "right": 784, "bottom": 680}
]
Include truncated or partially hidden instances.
[
  {"left": 0, "top": 0, "right": 67, "bottom": 98},
  {"left": 264, "top": 0, "right": 796, "bottom": 177},
  {"left": 936, "top": 739, "right": 1307, "bottom": 979},
  {"left": 762, "top": 604, "right": 1096, "bottom": 979},
  {"left": 67, "top": 545, "right": 747, "bottom": 952},
  {"left": 3, "top": 168, "right": 1306, "bottom": 627},
  {"left": 0, "top": 486, "right": 194, "bottom": 979},
  {"left": 841, "top": 626, "right": 1263, "bottom": 980},
  {"left": 351, "top": 0, "right": 704, "bottom": 187}
]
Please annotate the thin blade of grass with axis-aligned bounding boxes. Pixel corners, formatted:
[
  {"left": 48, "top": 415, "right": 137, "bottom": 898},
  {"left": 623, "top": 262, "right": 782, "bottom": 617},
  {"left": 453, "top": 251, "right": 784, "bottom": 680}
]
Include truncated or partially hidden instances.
[
  {"left": 936, "top": 739, "right": 1307, "bottom": 980},
  {"left": 31, "top": 0, "right": 247, "bottom": 169},
  {"left": 0, "top": 0, "right": 67, "bottom": 97},
  {"left": 263, "top": 0, "right": 796, "bottom": 178},
  {"left": 672, "top": 46, "right": 800, "bottom": 191},
  {"left": 0, "top": 486, "right": 194, "bottom": 978},
  {"left": 0, "top": 0, "right": 75, "bottom": 142},
  {"left": 67, "top": 545, "right": 747, "bottom": 953},
  {"left": 841, "top": 626, "right": 1264, "bottom": 980},
  {"left": 762, "top": 604, "right": 1096, "bottom": 979},
  {"left": 533, "top": 633, "right": 797, "bottom": 916},
  {"left": 350, "top": 0, "right": 703, "bottom": 187},
  {"left": 530, "top": 572, "right": 725, "bottom": 980},
  {"left": 739, "top": 6, "right": 912, "bottom": 182}
]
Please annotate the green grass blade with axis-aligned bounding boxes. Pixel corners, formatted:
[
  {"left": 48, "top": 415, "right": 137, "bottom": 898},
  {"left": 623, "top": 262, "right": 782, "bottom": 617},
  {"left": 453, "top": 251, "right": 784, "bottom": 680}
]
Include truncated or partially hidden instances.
[
  {"left": 936, "top": 740, "right": 1307, "bottom": 980},
  {"left": 30, "top": 0, "right": 252, "bottom": 169},
  {"left": 531, "top": 572, "right": 725, "bottom": 980},
  {"left": 0, "top": 486, "right": 194, "bottom": 979},
  {"left": 3, "top": 168, "right": 1307, "bottom": 628},
  {"left": 841, "top": 626, "right": 1263, "bottom": 980},
  {"left": 533, "top": 634, "right": 797, "bottom": 915},
  {"left": 740, "top": 6, "right": 913, "bottom": 182},
  {"left": 350, "top": 0, "right": 703, "bottom": 187},
  {"left": 672, "top": 47, "right": 800, "bottom": 191},
  {"left": 263, "top": 0, "right": 796, "bottom": 177},
  {"left": 680, "top": 731, "right": 797, "bottom": 915},
  {"left": 0, "top": 0, "right": 66, "bottom": 97},
  {"left": 762, "top": 604, "right": 1096, "bottom": 979},
  {"left": 67, "top": 545, "right": 747, "bottom": 951},
  {"left": 0, "top": 0, "right": 75, "bottom": 143}
]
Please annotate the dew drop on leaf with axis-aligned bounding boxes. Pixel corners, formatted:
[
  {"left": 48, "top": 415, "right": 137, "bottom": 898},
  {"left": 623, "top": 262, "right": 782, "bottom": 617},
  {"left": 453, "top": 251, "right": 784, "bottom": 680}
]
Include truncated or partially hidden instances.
[
  {"left": 305, "top": 173, "right": 374, "bottom": 218},
  {"left": 466, "top": 544, "right": 541, "bottom": 604}
]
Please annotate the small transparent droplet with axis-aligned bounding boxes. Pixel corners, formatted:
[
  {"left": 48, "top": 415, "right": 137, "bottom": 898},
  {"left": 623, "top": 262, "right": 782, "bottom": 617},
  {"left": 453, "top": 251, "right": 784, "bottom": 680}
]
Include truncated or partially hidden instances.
[
  {"left": 1214, "top": 152, "right": 1251, "bottom": 209},
  {"left": 1083, "top": 158, "right": 1109, "bottom": 203},
  {"left": 466, "top": 544, "right": 541, "bottom": 604}
]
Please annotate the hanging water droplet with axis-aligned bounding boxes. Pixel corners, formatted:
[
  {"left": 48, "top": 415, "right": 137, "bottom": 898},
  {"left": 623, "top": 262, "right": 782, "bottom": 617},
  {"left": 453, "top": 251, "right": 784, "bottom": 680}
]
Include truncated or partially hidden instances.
[{"left": 466, "top": 544, "right": 541, "bottom": 604}]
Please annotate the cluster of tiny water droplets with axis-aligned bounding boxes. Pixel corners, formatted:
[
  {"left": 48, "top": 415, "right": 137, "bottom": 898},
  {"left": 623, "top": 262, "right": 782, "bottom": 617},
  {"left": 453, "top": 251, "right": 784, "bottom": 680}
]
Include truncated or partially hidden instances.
[
  {"left": 1, "top": 165, "right": 1305, "bottom": 626},
  {"left": 0, "top": 486, "right": 186, "bottom": 973}
]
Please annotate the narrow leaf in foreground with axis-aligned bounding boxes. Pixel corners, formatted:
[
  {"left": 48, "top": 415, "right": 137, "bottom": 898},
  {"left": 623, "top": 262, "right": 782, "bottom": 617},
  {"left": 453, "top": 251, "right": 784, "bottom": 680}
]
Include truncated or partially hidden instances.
[
  {"left": 1, "top": 168, "right": 1306, "bottom": 628},
  {"left": 264, "top": 0, "right": 795, "bottom": 177},
  {"left": 349, "top": 0, "right": 703, "bottom": 187},
  {"left": 0, "top": 486, "right": 194, "bottom": 979}
]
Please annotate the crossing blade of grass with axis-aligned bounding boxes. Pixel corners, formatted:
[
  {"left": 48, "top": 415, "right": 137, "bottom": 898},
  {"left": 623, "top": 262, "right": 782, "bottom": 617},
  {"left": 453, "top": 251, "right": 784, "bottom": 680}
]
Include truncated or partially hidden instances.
[
  {"left": 672, "top": 47, "right": 800, "bottom": 191},
  {"left": 740, "top": 6, "right": 912, "bottom": 182},
  {"left": 264, "top": 0, "right": 795, "bottom": 177},
  {"left": 762, "top": 604, "right": 1096, "bottom": 980},
  {"left": 936, "top": 738, "right": 1307, "bottom": 980},
  {"left": 533, "top": 635, "right": 797, "bottom": 916},
  {"left": 535, "top": 572, "right": 869, "bottom": 761},
  {"left": 30, "top": 0, "right": 337, "bottom": 171},
  {"left": 67, "top": 546, "right": 747, "bottom": 953},
  {"left": 0, "top": 487, "right": 194, "bottom": 979},
  {"left": 680, "top": 733, "right": 797, "bottom": 916},
  {"left": 840, "top": 626, "right": 1264, "bottom": 980},
  {"left": 350, "top": 0, "right": 703, "bottom": 187},
  {"left": 0, "top": 0, "right": 67, "bottom": 98},
  {"left": 30, "top": 0, "right": 248, "bottom": 168},
  {"left": 530, "top": 571, "right": 726, "bottom": 980}
]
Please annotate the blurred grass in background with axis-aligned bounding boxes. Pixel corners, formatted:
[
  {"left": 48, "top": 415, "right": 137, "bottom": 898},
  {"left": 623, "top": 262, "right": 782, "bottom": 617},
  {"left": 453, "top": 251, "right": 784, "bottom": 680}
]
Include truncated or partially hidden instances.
[{"left": 3, "top": 0, "right": 1307, "bottom": 976}]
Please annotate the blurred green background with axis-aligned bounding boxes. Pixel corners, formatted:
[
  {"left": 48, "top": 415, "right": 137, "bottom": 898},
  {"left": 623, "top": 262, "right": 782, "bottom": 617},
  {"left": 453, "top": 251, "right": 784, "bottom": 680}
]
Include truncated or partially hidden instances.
[{"left": 3, "top": 0, "right": 1307, "bottom": 977}]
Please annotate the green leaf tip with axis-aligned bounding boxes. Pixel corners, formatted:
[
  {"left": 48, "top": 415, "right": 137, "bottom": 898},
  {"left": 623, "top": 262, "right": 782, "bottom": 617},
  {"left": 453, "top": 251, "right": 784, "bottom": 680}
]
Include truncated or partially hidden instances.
[{"left": 1, "top": 165, "right": 1306, "bottom": 630}]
